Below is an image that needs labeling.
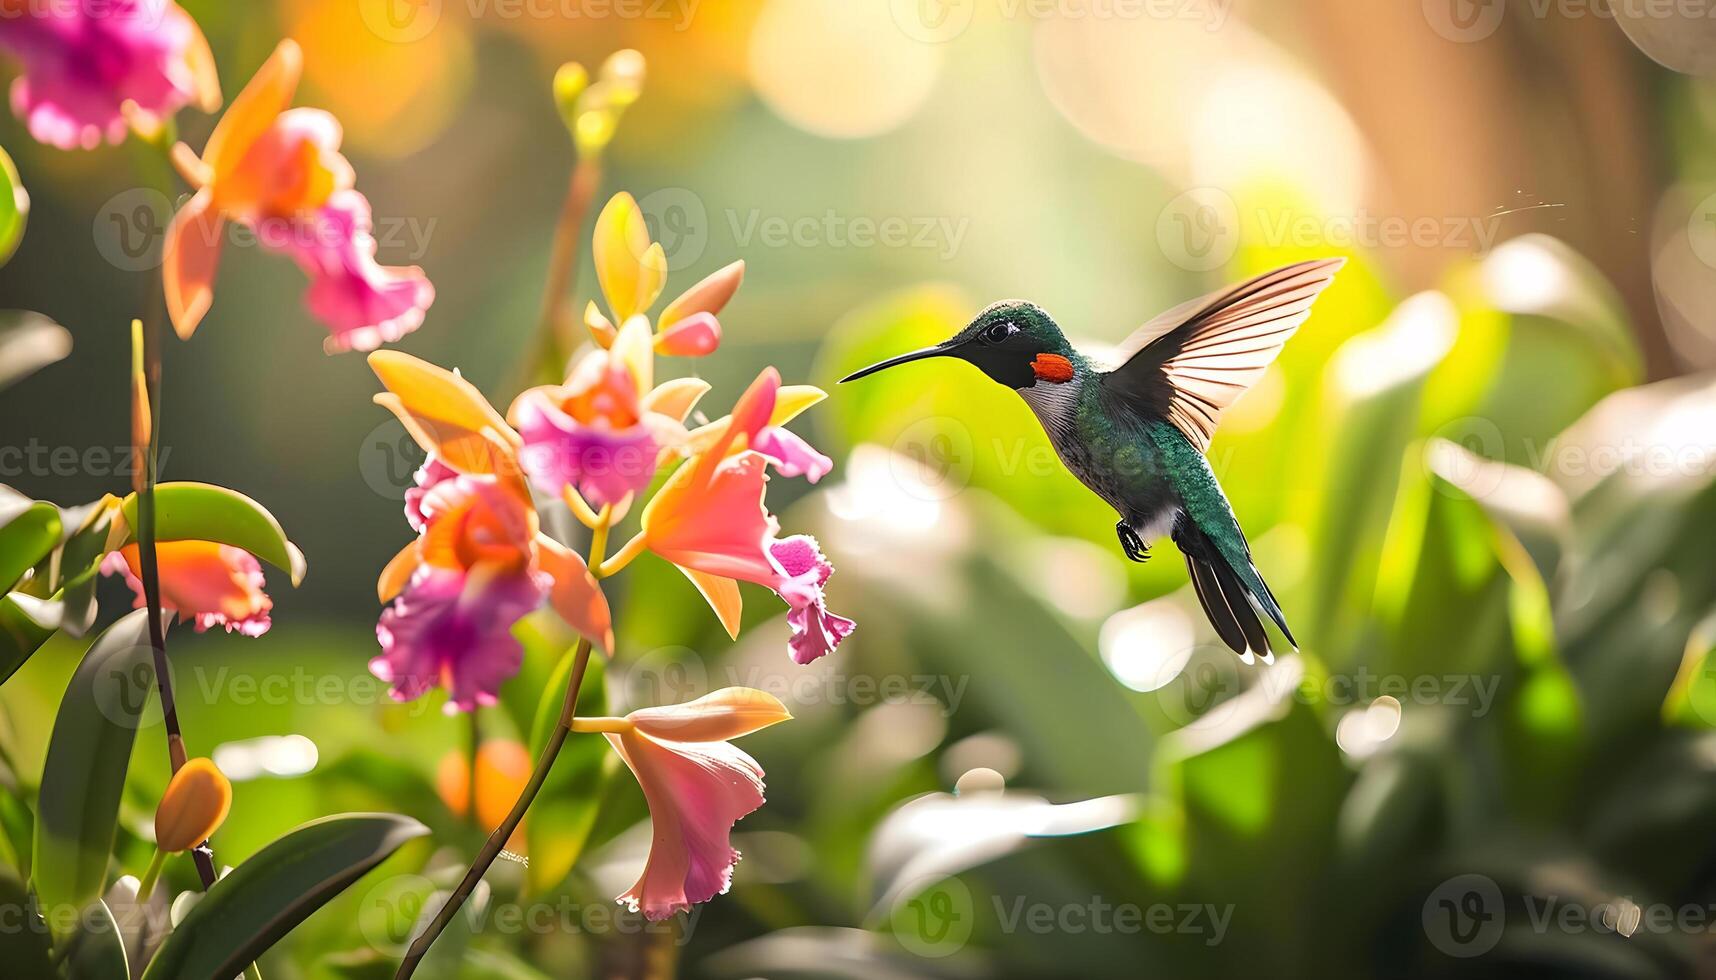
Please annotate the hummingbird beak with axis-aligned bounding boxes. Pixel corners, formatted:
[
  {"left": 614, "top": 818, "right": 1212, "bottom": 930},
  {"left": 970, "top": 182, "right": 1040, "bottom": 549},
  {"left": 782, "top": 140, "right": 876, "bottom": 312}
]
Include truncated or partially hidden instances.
[{"left": 839, "top": 342, "right": 959, "bottom": 383}]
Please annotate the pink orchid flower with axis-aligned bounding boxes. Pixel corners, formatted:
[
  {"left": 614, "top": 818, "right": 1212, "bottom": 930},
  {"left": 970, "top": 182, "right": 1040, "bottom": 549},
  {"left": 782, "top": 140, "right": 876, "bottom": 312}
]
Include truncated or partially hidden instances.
[
  {"left": 369, "top": 351, "right": 615, "bottom": 712},
  {"left": 102, "top": 540, "right": 271, "bottom": 636},
  {"left": 162, "top": 39, "right": 433, "bottom": 353},
  {"left": 638, "top": 368, "right": 852, "bottom": 663},
  {"left": 584, "top": 192, "right": 742, "bottom": 358},
  {"left": 0, "top": 0, "right": 219, "bottom": 150},
  {"left": 509, "top": 317, "right": 689, "bottom": 509},
  {"left": 572, "top": 688, "right": 790, "bottom": 919},
  {"left": 373, "top": 472, "right": 548, "bottom": 713}
]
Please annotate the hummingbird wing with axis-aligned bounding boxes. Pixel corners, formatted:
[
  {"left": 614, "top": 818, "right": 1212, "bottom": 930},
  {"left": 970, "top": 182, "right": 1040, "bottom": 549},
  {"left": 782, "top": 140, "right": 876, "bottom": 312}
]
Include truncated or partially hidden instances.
[{"left": 1103, "top": 258, "right": 1344, "bottom": 453}]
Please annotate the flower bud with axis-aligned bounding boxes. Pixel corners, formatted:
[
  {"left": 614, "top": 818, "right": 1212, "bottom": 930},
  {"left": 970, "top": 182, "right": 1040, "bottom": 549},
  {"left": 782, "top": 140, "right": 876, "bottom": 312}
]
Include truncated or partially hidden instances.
[
  {"left": 552, "top": 62, "right": 588, "bottom": 137},
  {"left": 154, "top": 758, "right": 232, "bottom": 853}
]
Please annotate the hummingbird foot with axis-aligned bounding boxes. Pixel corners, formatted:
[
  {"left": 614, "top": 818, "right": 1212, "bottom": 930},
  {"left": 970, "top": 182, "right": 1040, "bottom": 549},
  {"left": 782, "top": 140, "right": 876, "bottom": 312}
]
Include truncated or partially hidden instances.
[{"left": 1116, "top": 521, "right": 1149, "bottom": 563}]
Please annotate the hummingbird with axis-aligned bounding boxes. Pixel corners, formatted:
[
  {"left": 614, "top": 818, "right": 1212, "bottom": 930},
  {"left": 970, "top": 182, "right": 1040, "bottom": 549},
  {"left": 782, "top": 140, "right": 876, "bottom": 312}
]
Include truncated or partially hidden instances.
[{"left": 841, "top": 259, "right": 1344, "bottom": 663}]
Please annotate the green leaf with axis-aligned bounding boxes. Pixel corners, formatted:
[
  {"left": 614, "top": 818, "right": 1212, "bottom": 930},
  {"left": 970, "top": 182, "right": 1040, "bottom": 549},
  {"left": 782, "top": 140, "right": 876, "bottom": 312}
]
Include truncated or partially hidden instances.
[
  {"left": 0, "top": 867, "right": 54, "bottom": 976},
  {"left": 0, "top": 781, "right": 34, "bottom": 877},
  {"left": 66, "top": 900, "right": 129, "bottom": 980},
  {"left": 0, "top": 311, "right": 70, "bottom": 390},
  {"left": 0, "top": 144, "right": 25, "bottom": 265},
  {"left": 0, "top": 498, "right": 61, "bottom": 594},
  {"left": 31, "top": 609, "right": 153, "bottom": 941},
  {"left": 140, "top": 813, "right": 429, "bottom": 980},
  {"left": 120, "top": 482, "right": 306, "bottom": 586},
  {"left": 524, "top": 648, "right": 607, "bottom": 893},
  {"left": 0, "top": 594, "right": 55, "bottom": 686}
]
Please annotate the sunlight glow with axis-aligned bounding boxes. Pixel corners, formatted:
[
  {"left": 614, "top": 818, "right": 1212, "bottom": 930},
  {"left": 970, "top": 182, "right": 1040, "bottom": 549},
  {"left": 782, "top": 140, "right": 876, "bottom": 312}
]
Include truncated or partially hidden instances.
[
  {"left": 1335, "top": 696, "right": 1402, "bottom": 760},
  {"left": 212, "top": 734, "right": 319, "bottom": 780},
  {"left": 1099, "top": 599, "right": 1197, "bottom": 693},
  {"left": 1332, "top": 292, "right": 1457, "bottom": 398},
  {"left": 749, "top": 0, "right": 941, "bottom": 138}
]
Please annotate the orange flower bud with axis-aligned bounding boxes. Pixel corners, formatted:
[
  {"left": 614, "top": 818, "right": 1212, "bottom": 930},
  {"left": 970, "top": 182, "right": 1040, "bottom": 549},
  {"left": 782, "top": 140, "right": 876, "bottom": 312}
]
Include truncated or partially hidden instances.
[{"left": 154, "top": 758, "right": 232, "bottom": 853}]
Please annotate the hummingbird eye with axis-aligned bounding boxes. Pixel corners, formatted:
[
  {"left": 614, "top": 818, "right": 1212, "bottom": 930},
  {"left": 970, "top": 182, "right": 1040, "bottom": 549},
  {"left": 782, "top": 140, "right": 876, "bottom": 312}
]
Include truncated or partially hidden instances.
[{"left": 981, "top": 321, "right": 1018, "bottom": 345}]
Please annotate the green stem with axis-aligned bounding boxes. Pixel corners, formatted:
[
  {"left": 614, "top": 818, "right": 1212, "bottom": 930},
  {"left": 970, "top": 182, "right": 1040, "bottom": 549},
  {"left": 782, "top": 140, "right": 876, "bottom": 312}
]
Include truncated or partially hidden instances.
[
  {"left": 394, "top": 638, "right": 594, "bottom": 980},
  {"left": 136, "top": 848, "right": 166, "bottom": 903},
  {"left": 129, "top": 127, "right": 220, "bottom": 893},
  {"left": 398, "top": 510, "right": 613, "bottom": 978}
]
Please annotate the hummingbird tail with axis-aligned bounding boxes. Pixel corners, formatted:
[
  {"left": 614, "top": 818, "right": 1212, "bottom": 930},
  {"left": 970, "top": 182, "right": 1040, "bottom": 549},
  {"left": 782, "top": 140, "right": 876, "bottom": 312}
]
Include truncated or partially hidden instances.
[{"left": 1174, "top": 519, "right": 1296, "bottom": 664}]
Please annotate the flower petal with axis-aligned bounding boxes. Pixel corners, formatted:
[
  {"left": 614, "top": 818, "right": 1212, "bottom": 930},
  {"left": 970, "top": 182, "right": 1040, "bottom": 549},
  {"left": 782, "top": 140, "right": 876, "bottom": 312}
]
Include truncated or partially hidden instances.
[
  {"left": 641, "top": 377, "right": 711, "bottom": 424},
  {"left": 606, "top": 731, "right": 765, "bottom": 920},
  {"left": 611, "top": 315, "right": 654, "bottom": 395},
  {"left": 377, "top": 539, "right": 419, "bottom": 604},
  {"left": 106, "top": 541, "right": 271, "bottom": 636},
  {"left": 370, "top": 351, "right": 522, "bottom": 480},
  {"left": 627, "top": 687, "right": 791, "bottom": 742},
  {"left": 642, "top": 452, "right": 778, "bottom": 586},
  {"left": 593, "top": 192, "right": 651, "bottom": 321},
  {"left": 162, "top": 188, "right": 224, "bottom": 340},
  {"left": 635, "top": 242, "right": 667, "bottom": 318},
  {"left": 373, "top": 564, "right": 544, "bottom": 713},
  {"left": 261, "top": 189, "right": 431, "bottom": 352},
  {"left": 659, "top": 260, "right": 743, "bottom": 330},
  {"left": 771, "top": 385, "right": 826, "bottom": 427},
  {"left": 204, "top": 38, "right": 300, "bottom": 187},
  {"left": 680, "top": 567, "right": 742, "bottom": 639},
  {"left": 586, "top": 301, "right": 617, "bottom": 348},
  {"left": 750, "top": 427, "right": 832, "bottom": 483},
  {"left": 653, "top": 312, "right": 721, "bottom": 358},
  {"left": 536, "top": 534, "right": 614, "bottom": 652}
]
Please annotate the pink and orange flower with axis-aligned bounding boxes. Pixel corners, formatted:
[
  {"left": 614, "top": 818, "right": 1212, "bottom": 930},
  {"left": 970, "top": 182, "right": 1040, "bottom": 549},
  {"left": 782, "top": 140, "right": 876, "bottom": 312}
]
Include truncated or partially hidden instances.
[
  {"left": 162, "top": 39, "right": 433, "bottom": 354},
  {"left": 634, "top": 367, "right": 850, "bottom": 663},
  {"left": 102, "top": 540, "right": 272, "bottom": 637},
  {"left": 571, "top": 688, "right": 790, "bottom": 919},
  {"left": 0, "top": 0, "right": 219, "bottom": 150},
  {"left": 509, "top": 317, "right": 691, "bottom": 510},
  {"left": 369, "top": 350, "right": 611, "bottom": 713},
  {"left": 583, "top": 191, "right": 742, "bottom": 359}
]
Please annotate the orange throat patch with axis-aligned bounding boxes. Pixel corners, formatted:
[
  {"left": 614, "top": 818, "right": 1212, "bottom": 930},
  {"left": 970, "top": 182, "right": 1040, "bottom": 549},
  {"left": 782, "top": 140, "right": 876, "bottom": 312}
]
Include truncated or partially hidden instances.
[{"left": 1031, "top": 353, "right": 1075, "bottom": 383}]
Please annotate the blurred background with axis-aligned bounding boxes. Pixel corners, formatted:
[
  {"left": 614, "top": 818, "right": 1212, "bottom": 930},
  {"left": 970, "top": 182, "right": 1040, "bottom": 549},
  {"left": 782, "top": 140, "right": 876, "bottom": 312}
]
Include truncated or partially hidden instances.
[{"left": 6, "top": 0, "right": 1716, "bottom": 976}]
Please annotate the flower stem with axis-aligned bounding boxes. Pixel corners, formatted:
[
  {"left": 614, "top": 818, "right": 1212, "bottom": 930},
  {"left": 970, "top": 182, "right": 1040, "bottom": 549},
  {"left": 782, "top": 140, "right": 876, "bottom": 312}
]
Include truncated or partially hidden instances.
[
  {"left": 136, "top": 848, "right": 166, "bottom": 903},
  {"left": 129, "top": 131, "right": 221, "bottom": 893},
  {"left": 394, "top": 637, "right": 594, "bottom": 980},
  {"left": 523, "top": 154, "right": 601, "bottom": 391},
  {"left": 596, "top": 531, "right": 647, "bottom": 579},
  {"left": 396, "top": 510, "right": 612, "bottom": 979}
]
